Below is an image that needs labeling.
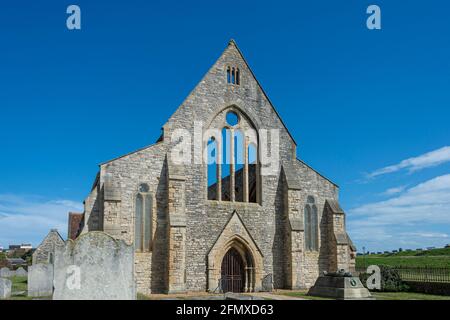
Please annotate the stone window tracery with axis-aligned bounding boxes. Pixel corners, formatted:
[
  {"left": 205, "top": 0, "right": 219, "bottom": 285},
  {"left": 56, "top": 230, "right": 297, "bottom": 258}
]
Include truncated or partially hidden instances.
[
  {"left": 206, "top": 109, "right": 259, "bottom": 203},
  {"left": 135, "top": 183, "right": 152, "bottom": 252},
  {"left": 226, "top": 66, "right": 240, "bottom": 85},
  {"left": 304, "top": 196, "right": 318, "bottom": 251}
]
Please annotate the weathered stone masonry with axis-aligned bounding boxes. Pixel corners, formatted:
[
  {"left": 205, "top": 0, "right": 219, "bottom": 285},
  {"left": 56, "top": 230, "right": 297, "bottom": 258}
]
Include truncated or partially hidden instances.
[
  {"left": 32, "top": 229, "right": 65, "bottom": 265},
  {"left": 71, "top": 40, "right": 356, "bottom": 294}
]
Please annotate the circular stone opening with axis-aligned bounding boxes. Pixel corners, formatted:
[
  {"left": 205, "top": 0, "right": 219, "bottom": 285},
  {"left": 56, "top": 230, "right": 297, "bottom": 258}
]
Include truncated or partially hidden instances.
[
  {"left": 138, "top": 183, "right": 149, "bottom": 193},
  {"left": 226, "top": 111, "right": 239, "bottom": 126}
]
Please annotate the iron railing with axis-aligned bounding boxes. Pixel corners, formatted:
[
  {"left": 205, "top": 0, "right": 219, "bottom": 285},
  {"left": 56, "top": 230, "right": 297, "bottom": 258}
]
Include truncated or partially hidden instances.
[
  {"left": 395, "top": 267, "right": 450, "bottom": 283},
  {"left": 356, "top": 266, "right": 450, "bottom": 283}
]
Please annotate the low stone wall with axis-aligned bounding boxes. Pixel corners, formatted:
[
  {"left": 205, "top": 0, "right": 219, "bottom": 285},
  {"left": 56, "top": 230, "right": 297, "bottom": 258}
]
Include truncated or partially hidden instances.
[
  {"left": 28, "top": 264, "right": 54, "bottom": 297},
  {"left": 53, "top": 231, "right": 135, "bottom": 300}
]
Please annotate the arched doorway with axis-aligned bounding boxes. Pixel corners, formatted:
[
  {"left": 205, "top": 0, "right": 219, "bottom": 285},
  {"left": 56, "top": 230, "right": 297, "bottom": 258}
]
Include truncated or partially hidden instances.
[
  {"left": 221, "top": 248, "right": 245, "bottom": 292},
  {"left": 207, "top": 212, "right": 264, "bottom": 292}
]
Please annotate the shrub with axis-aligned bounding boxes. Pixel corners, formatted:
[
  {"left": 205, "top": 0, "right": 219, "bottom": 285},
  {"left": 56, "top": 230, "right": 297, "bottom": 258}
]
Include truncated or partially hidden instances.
[
  {"left": 0, "top": 252, "right": 10, "bottom": 268},
  {"left": 380, "top": 266, "right": 409, "bottom": 292},
  {"left": 359, "top": 265, "right": 409, "bottom": 292}
]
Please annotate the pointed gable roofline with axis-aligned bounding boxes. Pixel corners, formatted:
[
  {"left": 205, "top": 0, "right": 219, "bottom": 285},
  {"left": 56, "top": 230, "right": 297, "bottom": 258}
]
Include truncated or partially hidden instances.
[
  {"left": 162, "top": 39, "right": 298, "bottom": 146},
  {"left": 99, "top": 141, "right": 163, "bottom": 166},
  {"left": 227, "top": 39, "right": 297, "bottom": 146},
  {"left": 297, "top": 158, "right": 339, "bottom": 188},
  {"left": 208, "top": 209, "right": 264, "bottom": 257},
  {"left": 99, "top": 40, "right": 298, "bottom": 167},
  {"left": 35, "top": 229, "right": 64, "bottom": 249}
]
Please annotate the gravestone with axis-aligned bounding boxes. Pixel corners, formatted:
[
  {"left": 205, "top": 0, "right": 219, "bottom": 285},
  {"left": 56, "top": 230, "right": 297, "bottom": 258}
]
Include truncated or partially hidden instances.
[
  {"left": 15, "top": 267, "right": 28, "bottom": 277},
  {"left": 28, "top": 264, "right": 54, "bottom": 297},
  {"left": 0, "top": 267, "right": 12, "bottom": 278},
  {"left": 53, "top": 231, "right": 135, "bottom": 300},
  {"left": 0, "top": 278, "right": 12, "bottom": 299}
]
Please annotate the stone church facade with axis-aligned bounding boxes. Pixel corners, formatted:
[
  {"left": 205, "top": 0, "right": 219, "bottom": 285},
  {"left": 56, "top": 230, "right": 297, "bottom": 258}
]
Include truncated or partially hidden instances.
[{"left": 70, "top": 40, "right": 356, "bottom": 295}]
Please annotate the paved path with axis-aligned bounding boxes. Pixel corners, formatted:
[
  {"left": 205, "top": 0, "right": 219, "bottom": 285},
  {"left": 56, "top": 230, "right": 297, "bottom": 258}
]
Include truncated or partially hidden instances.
[
  {"left": 141, "top": 291, "right": 307, "bottom": 300},
  {"left": 243, "top": 292, "right": 306, "bottom": 300}
]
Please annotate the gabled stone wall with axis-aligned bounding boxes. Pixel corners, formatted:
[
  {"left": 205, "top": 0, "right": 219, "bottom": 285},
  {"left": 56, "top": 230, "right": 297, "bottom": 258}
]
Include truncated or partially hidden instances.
[
  {"left": 74, "top": 40, "right": 354, "bottom": 294},
  {"left": 32, "top": 229, "right": 65, "bottom": 265}
]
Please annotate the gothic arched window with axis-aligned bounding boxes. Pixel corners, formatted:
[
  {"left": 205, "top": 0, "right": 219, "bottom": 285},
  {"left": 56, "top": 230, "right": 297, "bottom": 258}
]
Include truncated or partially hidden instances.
[
  {"left": 135, "top": 183, "right": 152, "bottom": 252},
  {"left": 206, "top": 109, "right": 259, "bottom": 203},
  {"left": 207, "top": 137, "right": 218, "bottom": 200},
  {"left": 248, "top": 143, "right": 258, "bottom": 203},
  {"left": 226, "top": 66, "right": 240, "bottom": 85},
  {"left": 221, "top": 127, "right": 232, "bottom": 201},
  {"left": 304, "top": 196, "right": 318, "bottom": 251},
  {"left": 234, "top": 129, "right": 245, "bottom": 202}
]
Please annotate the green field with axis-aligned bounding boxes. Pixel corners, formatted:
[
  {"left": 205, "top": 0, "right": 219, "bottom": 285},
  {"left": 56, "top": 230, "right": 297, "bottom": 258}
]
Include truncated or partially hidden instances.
[
  {"left": 11, "top": 276, "right": 27, "bottom": 292},
  {"left": 356, "top": 247, "right": 450, "bottom": 268},
  {"left": 8, "top": 276, "right": 32, "bottom": 300}
]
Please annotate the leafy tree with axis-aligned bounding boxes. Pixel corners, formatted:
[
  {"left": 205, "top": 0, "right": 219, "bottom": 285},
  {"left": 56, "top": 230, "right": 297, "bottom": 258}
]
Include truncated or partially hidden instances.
[{"left": 0, "top": 252, "right": 11, "bottom": 268}]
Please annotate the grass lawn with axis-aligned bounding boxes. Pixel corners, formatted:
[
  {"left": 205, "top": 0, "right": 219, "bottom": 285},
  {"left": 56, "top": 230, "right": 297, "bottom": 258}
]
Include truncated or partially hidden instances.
[
  {"left": 277, "top": 290, "right": 450, "bottom": 300},
  {"left": 371, "top": 292, "right": 450, "bottom": 300},
  {"left": 6, "top": 276, "right": 33, "bottom": 300},
  {"left": 11, "top": 276, "right": 27, "bottom": 292},
  {"left": 137, "top": 293, "right": 152, "bottom": 300},
  {"left": 277, "top": 291, "right": 333, "bottom": 300},
  {"left": 8, "top": 294, "right": 33, "bottom": 300}
]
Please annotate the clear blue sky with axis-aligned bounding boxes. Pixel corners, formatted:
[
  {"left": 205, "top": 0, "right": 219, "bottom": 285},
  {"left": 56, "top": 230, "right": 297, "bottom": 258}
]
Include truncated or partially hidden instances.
[{"left": 1, "top": 0, "right": 449, "bottom": 252}]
